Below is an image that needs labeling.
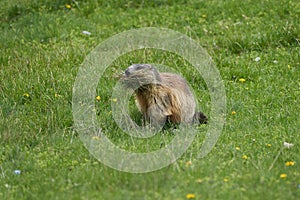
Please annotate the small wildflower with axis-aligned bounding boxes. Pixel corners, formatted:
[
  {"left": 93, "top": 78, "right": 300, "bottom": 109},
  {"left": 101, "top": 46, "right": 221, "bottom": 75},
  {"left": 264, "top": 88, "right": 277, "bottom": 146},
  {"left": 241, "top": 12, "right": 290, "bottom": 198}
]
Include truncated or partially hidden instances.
[
  {"left": 231, "top": 111, "right": 237, "bottom": 115},
  {"left": 201, "top": 14, "right": 207, "bottom": 18},
  {"left": 96, "top": 95, "right": 101, "bottom": 101},
  {"left": 82, "top": 30, "right": 91, "bottom": 36},
  {"left": 266, "top": 143, "right": 272, "bottom": 147},
  {"left": 185, "top": 161, "right": 192, "bottom": 167},
  {"left": 108, "top": 110, "right": 112, "bottom": 115},
  {"left": 23, "top": 93, "right": 30, "bottom": 98},
  {"left": 195, "top": 179, "right": 203, "bottom": 183},
  {"left": 186, "top": 193, "right": 196, "bottom": 199},
  {"left": 223, "top": 178, "right": 229, "bottom": 182},
  {"left": 235, "top": 147, "right": 240, "bottom": 151},
  {"left": 112, "top": 98, "right": 117, "bottom": 102},
  {"left": 245, "top": 87, "right": 249, "bottom": 90},
  {"left": 273, "top": 60, "right": 278, "bottom": 64},
  {"left": 92, "top": 136, "right": 100, "bottom": 141},
  {"left": 252, "top": 138, "right": 256, "bottom": 142},
  {"left": 54, "top": 93, "right": 60, "bottom": 98},
  {"left": 239, "top": 78, "right": 246, "bottom": 83},
  {"left": 14, "top": 170, "right": 21, "bottom": 175},
  {"left": 65, "top": 4, "right": 71, "bottom": 9},
  {"left": 280, "top": 173, "right": 287, "bottom": 179},
  {"left": 287, "top": 65, "right": 291, "bottom": 69},
  {"left": 242, "top": 155, "right": 248, "bottom": 160},
  {"left": 283, "top": 142, "right": 294, "bottom": 148},
  {"left": 285, "top": 161, "right": 295, "bottom": 167},
  {"left": 254, "top": 57, "right": 261, "bottom": 62}
]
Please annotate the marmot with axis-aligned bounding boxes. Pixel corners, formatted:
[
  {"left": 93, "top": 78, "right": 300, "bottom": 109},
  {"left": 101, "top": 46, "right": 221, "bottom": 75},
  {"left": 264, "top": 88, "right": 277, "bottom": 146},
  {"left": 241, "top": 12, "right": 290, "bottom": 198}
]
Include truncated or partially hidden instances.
[{"left": 120, "top": 64, "right": 207, "bottom": 127}]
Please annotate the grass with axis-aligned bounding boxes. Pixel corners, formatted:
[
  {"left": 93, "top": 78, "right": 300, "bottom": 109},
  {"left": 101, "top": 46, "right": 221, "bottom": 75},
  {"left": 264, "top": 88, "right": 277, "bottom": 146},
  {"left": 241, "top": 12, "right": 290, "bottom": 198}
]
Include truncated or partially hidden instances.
[{"left": 0, "top": 0, "right": 299, "bottom": 199}]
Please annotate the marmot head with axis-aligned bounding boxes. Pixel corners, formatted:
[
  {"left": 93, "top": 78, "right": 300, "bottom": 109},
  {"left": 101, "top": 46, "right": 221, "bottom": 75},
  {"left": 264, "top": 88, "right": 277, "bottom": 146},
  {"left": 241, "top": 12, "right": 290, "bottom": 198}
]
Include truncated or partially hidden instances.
[{"left": 121, "top": 64, "right": 162, "bottom": 89}]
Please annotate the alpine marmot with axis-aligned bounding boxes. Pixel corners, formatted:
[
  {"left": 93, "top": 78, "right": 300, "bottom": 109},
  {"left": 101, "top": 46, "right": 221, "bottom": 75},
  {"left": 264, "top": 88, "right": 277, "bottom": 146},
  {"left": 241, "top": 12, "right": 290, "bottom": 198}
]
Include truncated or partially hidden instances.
[{"left": 120, "top": 64, "right": 207, "bottom": 127}]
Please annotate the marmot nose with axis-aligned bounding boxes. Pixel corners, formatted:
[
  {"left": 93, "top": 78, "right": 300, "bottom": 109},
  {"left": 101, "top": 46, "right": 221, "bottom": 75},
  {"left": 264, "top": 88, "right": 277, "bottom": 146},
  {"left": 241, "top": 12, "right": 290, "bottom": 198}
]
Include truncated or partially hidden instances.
[{"left": 125, "top": 69, "right": 131, "bottom": 76}]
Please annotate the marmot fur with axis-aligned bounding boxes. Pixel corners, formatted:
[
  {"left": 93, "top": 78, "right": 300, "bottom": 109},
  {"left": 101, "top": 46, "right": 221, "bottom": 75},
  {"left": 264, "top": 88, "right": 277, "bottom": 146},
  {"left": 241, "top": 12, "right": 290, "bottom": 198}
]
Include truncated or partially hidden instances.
[{"left": 120, "top": 64, "right": 207, "bottom": 126}]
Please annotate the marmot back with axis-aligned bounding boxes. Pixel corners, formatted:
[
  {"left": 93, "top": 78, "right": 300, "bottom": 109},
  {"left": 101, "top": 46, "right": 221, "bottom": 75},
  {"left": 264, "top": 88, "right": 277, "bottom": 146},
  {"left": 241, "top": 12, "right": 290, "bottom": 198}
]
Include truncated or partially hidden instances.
[{"left": 120, "top": 64, "right": 207, "bottom": 126}]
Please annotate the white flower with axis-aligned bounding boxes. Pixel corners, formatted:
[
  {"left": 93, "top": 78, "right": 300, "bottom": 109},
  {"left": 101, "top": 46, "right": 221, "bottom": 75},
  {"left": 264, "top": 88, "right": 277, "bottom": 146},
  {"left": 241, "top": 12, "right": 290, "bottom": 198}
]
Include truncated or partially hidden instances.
[
  {"left": 82, "top": 30, "right": 91, "bottom": 36},
  {"left": 283, "top": 142, "right": 294, "bottom": 148},
  {"left": 254, "top": 57, "right": 261, "bottom": 62},
  {"left": 14, "top": 170, "right": 21, "bottom": 174},
  {"left": 273, "top": 60, "right": 278, "bottom": 64}
]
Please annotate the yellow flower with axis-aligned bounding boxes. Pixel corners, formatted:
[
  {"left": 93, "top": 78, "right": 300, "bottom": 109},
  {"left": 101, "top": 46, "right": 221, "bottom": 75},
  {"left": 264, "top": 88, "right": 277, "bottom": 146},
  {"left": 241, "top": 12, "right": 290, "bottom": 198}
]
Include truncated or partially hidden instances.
[
  {"left": 231, "top": 111, "right": 237, "bottom": 115},
  {"left": 239, "top": 78, "right": 246, "bottom": 83},
  {"left": 266, "top": 143, "right": 272, "bottom": 147},
  {"left": 287, "top": 65, "right": 291, "bottom": 69},
  {"left": 285, "top": 161, "right": 295, "bottom": 166},
  {"left": 195, "top": 179, "right": 203, "bottom": 183},
  {"left": 223, "top": 178, "right": 229, "bottom": 182},
  {"left": 201, "top": 14, "right": 207, "bottom": 18},
  {"left": 112, "top": 98, "right": 117, "bottom": 102},
  {"left": 92, "top": 136, "right": 100, "bottom": 141},
  {"left": 280, "top": 173, "right": 287, "bottom": 178},
  {"left": 185, "top": 161, "right": 192, "bottom": 167},
  {"left": 23, "top": 93, "right": 30, "bottom": 98},
  {"left": 242, "top": 155, "right": 248, "bottom": 160},
  {"left": 65, "top": 4, "right": 71, "bottom": 9},
  {"left": 235, "top": 147, "right": 240, "bottom": 151},
  {"left": 96, "top": 95, "right": 101, "bottom": 101},
  {"left": 186, "top": 193, "right": 196, "bottom": 199}
]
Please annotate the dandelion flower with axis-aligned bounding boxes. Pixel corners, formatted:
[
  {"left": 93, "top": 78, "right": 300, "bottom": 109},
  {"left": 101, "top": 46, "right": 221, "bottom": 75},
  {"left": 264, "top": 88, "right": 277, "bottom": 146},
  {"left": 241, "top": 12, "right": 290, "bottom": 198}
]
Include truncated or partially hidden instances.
[
  {"left": 96, "top": 95, "right": 101, "bottom": 101},
  {"left": 65, "top": 4, "right": 71, "bottom": 9},
  {"left": 235, "top": 147, "right": 240, "bottom": 151},
  {"left": 112, "top": 98, "right": 117, "bottom": 102},
  {"left": 280, "top": 173, "right": 287, "bottom": 179},
  {"left": 285, "top": 161, "right": 295, "bottom": 167},
  {"left": 223, "top": 178, "right": 229, "bottom": 182},
  {"left": 266, "top": 143, "right": 272, "bottom": 147},
  {"left": 287, "top": 65, "right": 291, "bottom": 69},
  {"left": 283, "top": 142, "right": 294, "bottom": 148},
  {"left": 195, "top": 179, "right": 203, "bottom": 183},
  {"left": 185, "top": 161, "right": 192, "bottom": 167},
  {"left": 201, "top": 14, "right": 207, "bottom": 18},
  {"left": 186, "top": 193, "right": 196, "bottom": 199},
  {"left": 239, "top": 78, "right": 246, "bottom": 83},
  {"left": 23, "top": 93, "right": 30, "bottom": 98},
  {"left": 231, "top": 111, "right": 237, "bottom": 115},
  {"left": 92, "top": 136, "right": 100, "bottom": 141},
  {"left": 242, "top": 155, "right": 248, "bottom": 160}
]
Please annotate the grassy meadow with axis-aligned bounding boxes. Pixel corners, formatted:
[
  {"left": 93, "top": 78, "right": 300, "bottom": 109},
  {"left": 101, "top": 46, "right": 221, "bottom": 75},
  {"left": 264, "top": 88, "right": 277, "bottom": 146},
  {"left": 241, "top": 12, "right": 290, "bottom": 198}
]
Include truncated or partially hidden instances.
[{"left": 0, "top": 0, "right": 299, "bottom": 199}]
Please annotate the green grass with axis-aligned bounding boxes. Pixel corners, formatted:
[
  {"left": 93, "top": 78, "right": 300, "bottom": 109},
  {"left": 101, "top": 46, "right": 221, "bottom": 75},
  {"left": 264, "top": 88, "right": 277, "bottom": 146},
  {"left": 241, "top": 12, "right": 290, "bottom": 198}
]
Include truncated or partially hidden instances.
[{"left": 0, "top": 0, "right": 299, "bottom": 199}]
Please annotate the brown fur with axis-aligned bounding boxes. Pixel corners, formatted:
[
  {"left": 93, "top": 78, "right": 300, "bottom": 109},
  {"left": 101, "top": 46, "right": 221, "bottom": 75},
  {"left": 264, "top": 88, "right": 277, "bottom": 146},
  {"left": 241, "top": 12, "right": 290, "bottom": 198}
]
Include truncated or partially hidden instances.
[{"left": 121, "top": 64, "right": 207, "bottom": 126}]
